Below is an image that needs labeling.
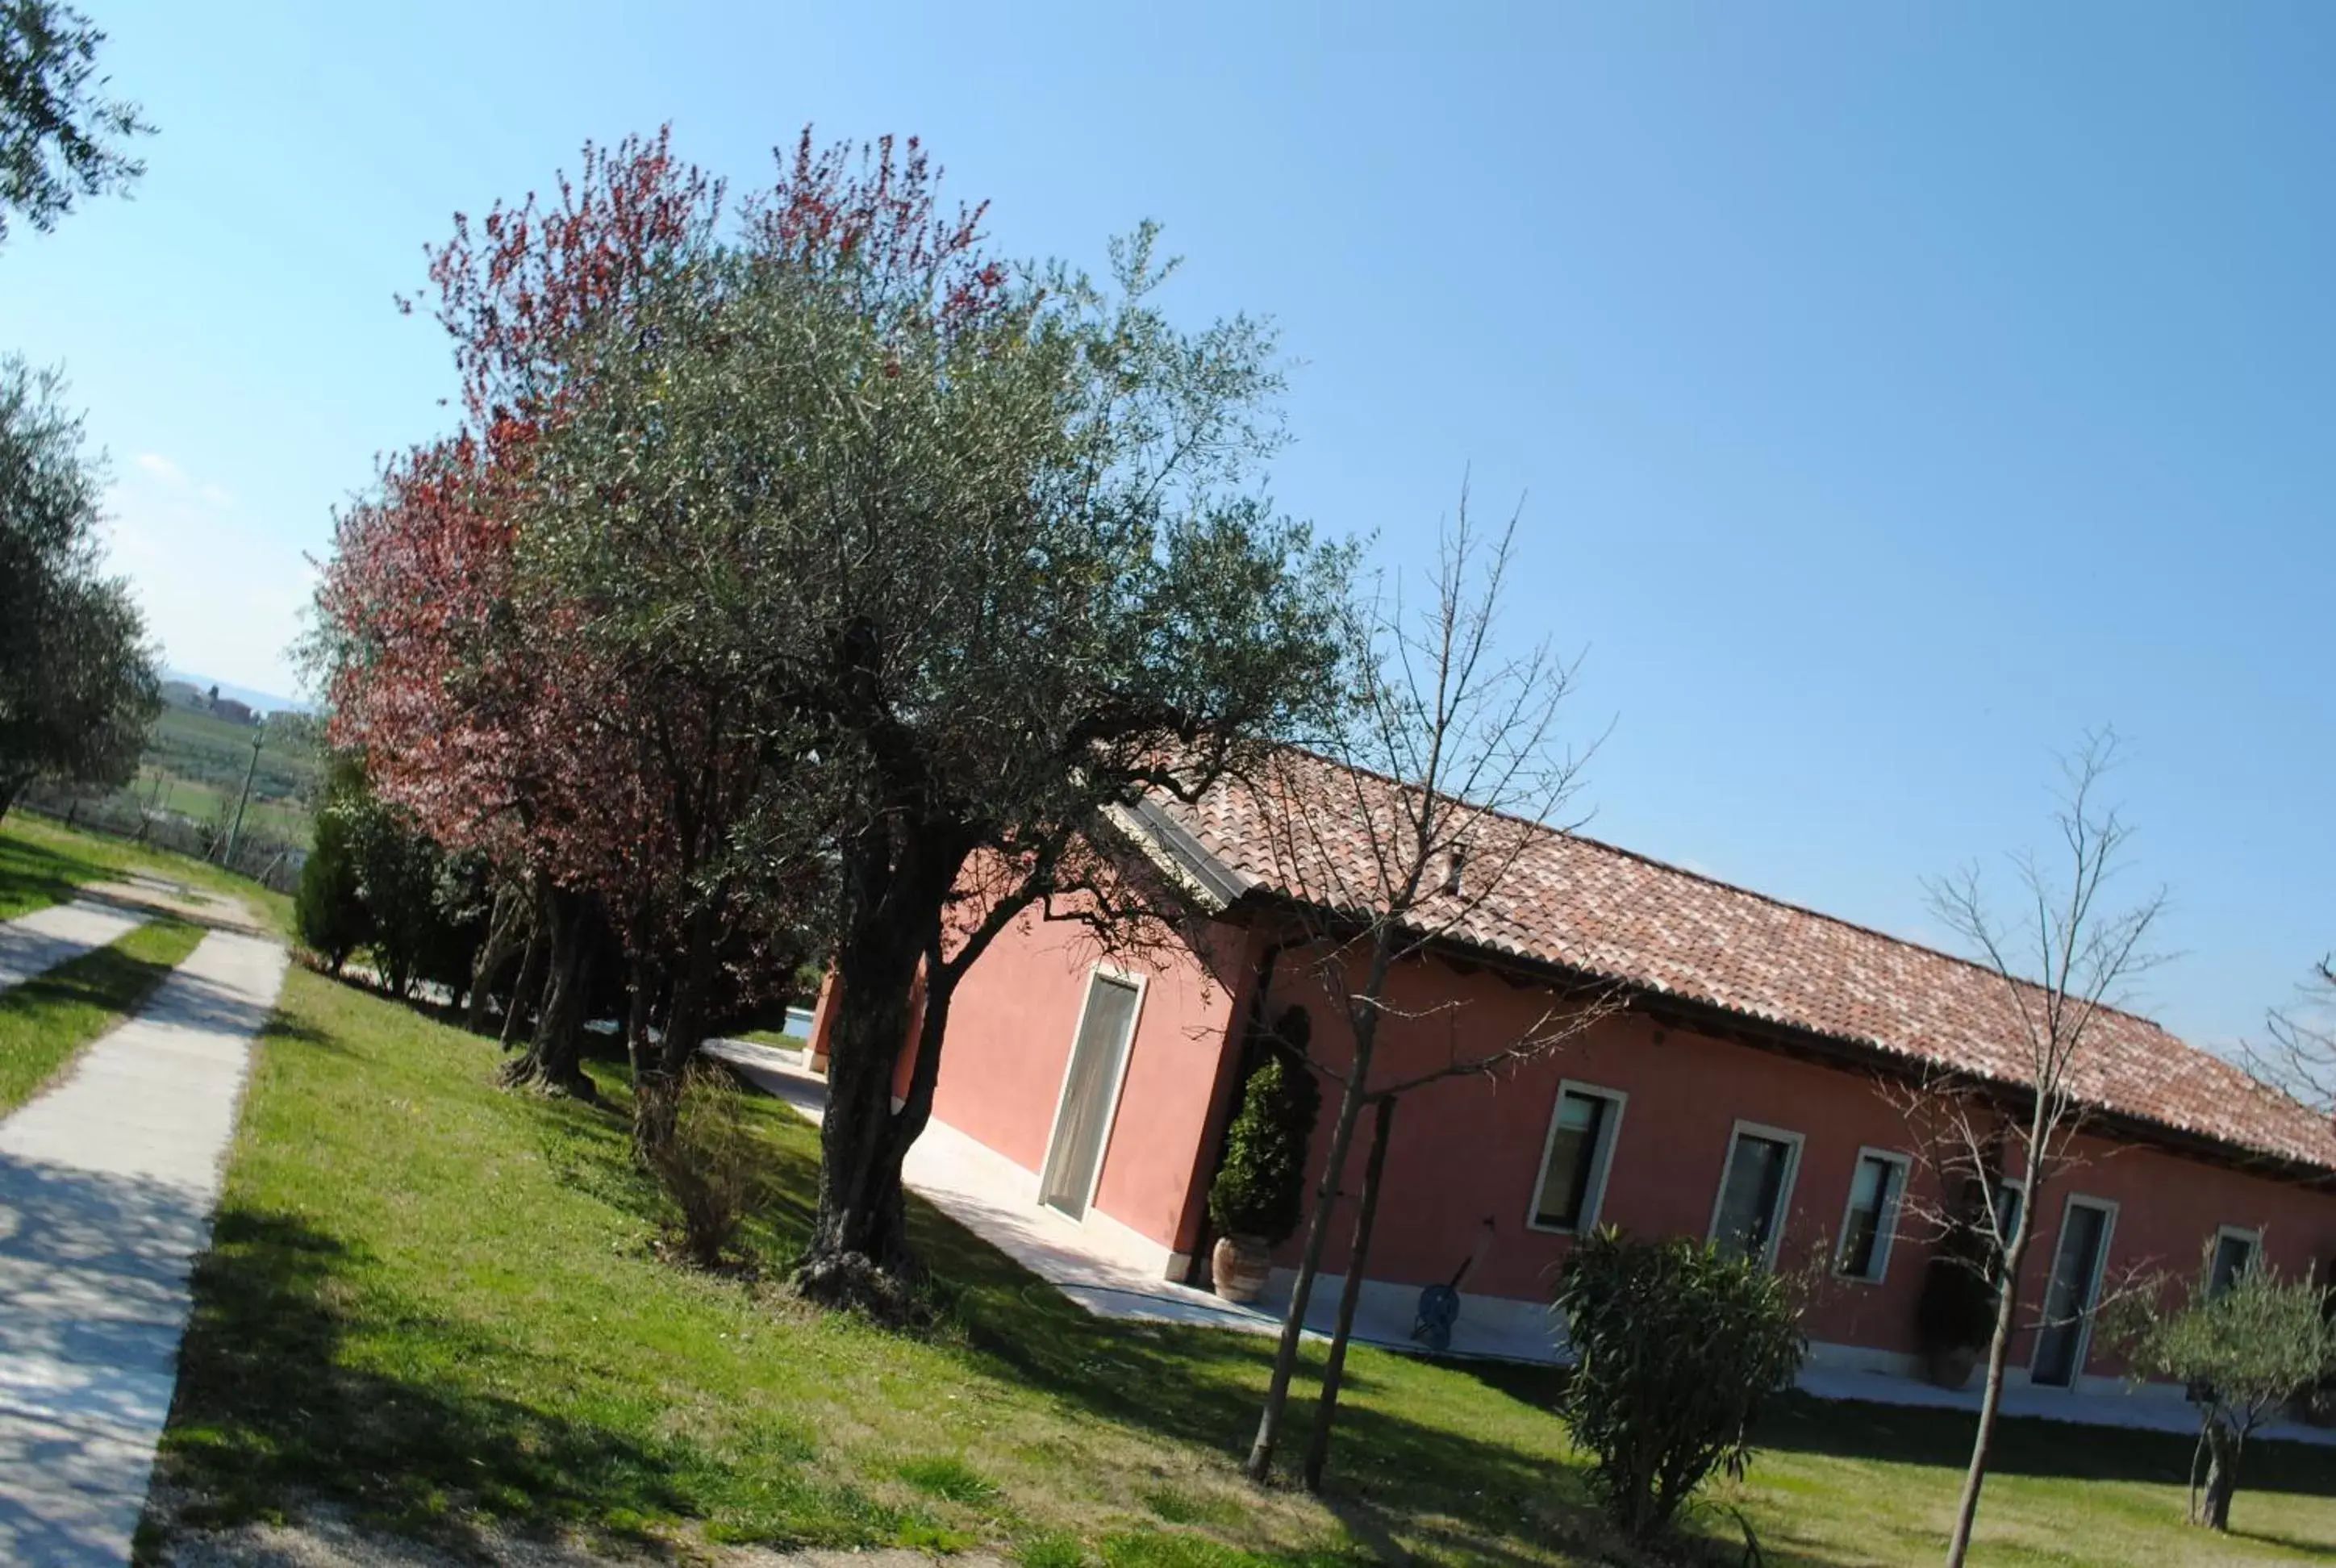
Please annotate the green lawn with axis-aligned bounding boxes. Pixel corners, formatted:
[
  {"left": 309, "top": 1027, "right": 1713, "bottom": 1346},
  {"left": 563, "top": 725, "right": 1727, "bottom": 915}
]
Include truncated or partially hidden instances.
[
  {"left": 0, "top": 817, "right": 123, "bottom": 920},
  {"left": 148, "top": 972, "right": 2336, "bottom": 1566},
  {"left": 0, "top": 917, "right": 205, "bottom": 1114},
  {"left": 0, "top": 813, "right": 292, "bottom": 935}
]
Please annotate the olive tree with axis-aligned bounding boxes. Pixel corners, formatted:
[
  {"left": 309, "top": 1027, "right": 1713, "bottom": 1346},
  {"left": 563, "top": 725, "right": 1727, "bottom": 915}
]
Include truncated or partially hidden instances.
[
  {"left": 527, "top": 182, "right": 1352, "bottom": 1306},
  {"left": 0, "top": 0, "right": 151, "bottom": 242},
  {"left": 0, "top": 356, "right": 159, "bottom": 817},
  {"left": 2107, "top": 1254, "right": 2336, "bottom": 1532}
]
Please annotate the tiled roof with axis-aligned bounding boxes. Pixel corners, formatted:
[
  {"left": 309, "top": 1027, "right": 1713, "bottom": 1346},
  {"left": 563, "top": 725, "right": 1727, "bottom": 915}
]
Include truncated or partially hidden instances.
[{"left": 1141, "top": 749, "right": 2336, "bottom": 1177}]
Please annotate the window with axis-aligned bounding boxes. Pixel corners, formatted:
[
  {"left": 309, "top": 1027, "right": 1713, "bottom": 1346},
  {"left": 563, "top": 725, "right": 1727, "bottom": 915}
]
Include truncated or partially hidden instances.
[
  {"left": 1708, "top": 1122, "right": 1804, "bottom": 1267},
  {"left": 1835, "top": 1149, "right": 1910, "bottom": 1282},
  {"left": 1992, "top": 1177, "right": 2027, "bottom": 1245},
  {"left": 2032, "top": 1195, "right": 2117, "bottom": 1387},
  {"left": 2208, "top": 1227, "right": 2261, "bottom": 1298},
  {"left": 1528, "top": 1082, "right": 1625, "bottom": 1233}
]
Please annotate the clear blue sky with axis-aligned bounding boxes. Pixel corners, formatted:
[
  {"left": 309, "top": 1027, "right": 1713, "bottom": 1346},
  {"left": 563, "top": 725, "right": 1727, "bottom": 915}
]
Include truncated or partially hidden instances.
[{"left": 3, "top": 2, "right": 2330, "bottom": 1052}]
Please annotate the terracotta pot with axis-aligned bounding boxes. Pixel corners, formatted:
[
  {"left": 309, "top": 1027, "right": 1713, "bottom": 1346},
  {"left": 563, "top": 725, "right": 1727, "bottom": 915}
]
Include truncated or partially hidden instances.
[
  {"left": 1211, "top": 1234, "right": 1273, "bottom": 1303},
  {"left": 1924, "top": 1345, "right": 1979, "bottom": 1391}
]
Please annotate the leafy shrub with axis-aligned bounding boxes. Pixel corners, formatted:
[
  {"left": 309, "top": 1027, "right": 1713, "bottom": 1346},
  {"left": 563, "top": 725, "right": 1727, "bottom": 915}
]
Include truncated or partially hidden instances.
[
  {"left": 294, "top": 761, "right": 370, "bottom": 973},
  {"left": 303, "top": 755, "right": 486, "bottom": 999},
  {"left": 1554, "top": 1228, "right": 1808, "bottom": 1541},
  {"left": 644, "top": 1064, "right": 771, "bottom": 1268},
  {"left": 1206, "top": 1040, "right": 1318, "bottom": 1244}
]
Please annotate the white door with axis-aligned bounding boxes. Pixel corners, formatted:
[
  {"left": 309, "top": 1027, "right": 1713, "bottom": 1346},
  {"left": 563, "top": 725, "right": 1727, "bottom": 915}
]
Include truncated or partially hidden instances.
[{"left": 1038, "top": 971, "right": 1143, "bottom": 1219}]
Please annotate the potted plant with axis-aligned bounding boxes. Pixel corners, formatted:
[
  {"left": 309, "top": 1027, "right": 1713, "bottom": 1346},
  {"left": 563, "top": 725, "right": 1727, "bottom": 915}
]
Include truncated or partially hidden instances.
[
  {"left": 1914, "top": 1219, "right": 1997, "bottom": 1389},
  {"left": 1207, "top": 1045, "right": 1317, "bottom": 1303}
]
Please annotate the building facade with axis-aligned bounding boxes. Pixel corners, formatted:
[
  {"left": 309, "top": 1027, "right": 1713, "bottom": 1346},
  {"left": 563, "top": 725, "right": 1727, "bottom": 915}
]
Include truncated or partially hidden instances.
[{"left": 811, "top": 756, "right": 2336, "bottom": 1392}]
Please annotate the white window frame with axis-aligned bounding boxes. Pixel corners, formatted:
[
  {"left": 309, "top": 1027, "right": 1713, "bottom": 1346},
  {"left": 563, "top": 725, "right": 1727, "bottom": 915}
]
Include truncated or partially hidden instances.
[
  {"left": 2029, "top": 1192, "right": 2120, "bottom": 1388},
  {"left": 1833, "top": 1146, "right": 1913, "bottom": 1284},
  {"left": 1524, "top": 1080, "right": 1628, "bottom": 1236},
  {"left": 1037, "top": 964, "right": 1149, "bottom": 1222},
  {"left": 1706, "top": 1120, "right": 1806, "bottom": 1270},
  {"left": 2207, "top": 1224, "right": 2263, "bottom": 1294}
]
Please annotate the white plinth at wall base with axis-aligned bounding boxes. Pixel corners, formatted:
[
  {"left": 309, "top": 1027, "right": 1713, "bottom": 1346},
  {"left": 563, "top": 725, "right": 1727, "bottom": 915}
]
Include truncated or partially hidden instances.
[{"left": 702, "top": 1040, "right": 2336, "bottom": 1444}]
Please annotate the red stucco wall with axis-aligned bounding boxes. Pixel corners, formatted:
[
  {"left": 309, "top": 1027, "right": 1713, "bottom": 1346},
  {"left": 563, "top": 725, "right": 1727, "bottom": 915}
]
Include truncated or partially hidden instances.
[
  {"left": 920, "top": 909, "right": 2336, "bottom": 1377},
  {"left": 1249, "top": 945, "right": 2336, "bottom": 1372},
  {"left": 926, "top": 909, "right": 1254, "bottom": 1257}
]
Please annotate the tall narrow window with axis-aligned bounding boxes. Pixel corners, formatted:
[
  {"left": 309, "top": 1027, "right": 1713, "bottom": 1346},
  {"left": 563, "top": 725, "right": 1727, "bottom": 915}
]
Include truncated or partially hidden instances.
[
  {"left": 1710, "top": 1124, "right": 1803, "bottom": 1266},
  {"left": 1529, "top": 1083, "right": 1625, "bottom": 1232},
  {"left": 1835, "top": 1149, "right": 1909, "bottom": 1282},
  {"left": 2208, "top": 1227, "right": 2261, "bottom": 1298},
  {"left": 1992, "top": 1178, "right": 2026, "bottom": 1245}
]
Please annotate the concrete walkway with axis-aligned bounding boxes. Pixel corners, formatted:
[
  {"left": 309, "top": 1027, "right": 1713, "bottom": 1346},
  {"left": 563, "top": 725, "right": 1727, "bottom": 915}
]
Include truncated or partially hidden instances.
[
  {"left": 703, "top": 1040, "right": 1532, "bottom": 1352},
  {"left": 0, "top": 898, "right": 152, "bottom": 994},
  {"left": 0, "top": 926, "right": 290, "bottom": 1565},
  {"left": 707, "top": 1039, "right": 2336, "bottom": 1449}
]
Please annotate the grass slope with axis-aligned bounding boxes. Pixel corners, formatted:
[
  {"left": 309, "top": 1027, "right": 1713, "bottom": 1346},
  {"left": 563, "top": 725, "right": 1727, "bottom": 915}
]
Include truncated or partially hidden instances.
[
  {"left": 0, "top": 814, "right": 291, "bottom": 935},
  {"left": 0, "top": 918, "right": 205, "bottom": 1114},
  {"left": 0, "top": 820, "right": 122, "bottom": 920},
  {"left": 152, "top": 973, "right": 2336, "bottom": 1566}
]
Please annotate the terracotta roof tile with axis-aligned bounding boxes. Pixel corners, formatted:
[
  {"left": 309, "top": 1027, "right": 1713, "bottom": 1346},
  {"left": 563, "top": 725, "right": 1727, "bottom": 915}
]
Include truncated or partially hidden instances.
[{"left": 1152, "top": 750, "right": 2336, "bottom": 1176}]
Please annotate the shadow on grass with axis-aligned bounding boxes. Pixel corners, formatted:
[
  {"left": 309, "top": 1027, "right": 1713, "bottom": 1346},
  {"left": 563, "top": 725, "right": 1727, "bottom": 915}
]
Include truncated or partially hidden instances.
[
  {"left": 156, "top": 1207, "right": 700, "bottom": 1558},
  {"left": 182, "top": 986, "right": 2070, "bottom": 1568},
  {"left": 1750, "top": 1391, "right": 2336, "bottom": 1499},
  {"left": 0, "top": 826, "right": 114, "bottom": 919},
  {"left": 2227, "top": 1528, "right": 2336, "bottom": 1562},
  {"left": 899, "top": 1206, "right": 1624, "bottom": 1563}
]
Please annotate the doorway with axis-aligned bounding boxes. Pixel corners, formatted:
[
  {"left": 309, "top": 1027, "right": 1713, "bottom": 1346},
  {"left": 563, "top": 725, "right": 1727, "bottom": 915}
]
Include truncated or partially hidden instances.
[
  {"left": 2031, "top": 1195, "right": 2117, "bottom": 1388},
  {"left": 1038, "top": 970, "right": 1145, "bottom": 1219}
]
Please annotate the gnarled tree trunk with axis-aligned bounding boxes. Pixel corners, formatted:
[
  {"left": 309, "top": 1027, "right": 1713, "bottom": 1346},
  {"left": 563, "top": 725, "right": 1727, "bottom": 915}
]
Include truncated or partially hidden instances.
[
  {"left": 796, "top": 924, "right": 924, "bottom": 1305},
  {"left": 793, "top": 819, "right": 967, "bottom": 1312},
  {"left": 624, "top": 957, "right": 674, "bottom": 1159},
  {"left": 2200, "top": 1419, "right": 2240, "bottom": 1531},
  {"left": 499, "top": 918, "right": 549, "bottom": 1050},
  {"left": 464, "top": 884, "right": 532, "bottom": 1034},
  {"left": 498, "top": 886, "right": 597, "bottom": 1098}
]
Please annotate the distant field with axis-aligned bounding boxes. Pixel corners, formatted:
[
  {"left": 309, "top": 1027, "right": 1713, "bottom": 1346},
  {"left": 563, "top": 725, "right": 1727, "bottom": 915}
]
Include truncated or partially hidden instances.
[
  {"left": 136, "top": 697, "right": 323, "bottom": 847},
  {"left": 133, "top": 769, "right": 314, "bottom": 845}
]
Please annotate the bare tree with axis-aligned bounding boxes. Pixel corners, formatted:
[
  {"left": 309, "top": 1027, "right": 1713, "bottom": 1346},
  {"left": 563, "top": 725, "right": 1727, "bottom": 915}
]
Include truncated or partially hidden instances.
[
  {"left": 2248, "top": 957, "right": 2336, "bottom": 1113},
  {"left": 1240, "top": 490, "right": 1612, "bottom": 1489},
  {"left": 1906, "top": 732, "right": 2168, "bottom": 1568}
]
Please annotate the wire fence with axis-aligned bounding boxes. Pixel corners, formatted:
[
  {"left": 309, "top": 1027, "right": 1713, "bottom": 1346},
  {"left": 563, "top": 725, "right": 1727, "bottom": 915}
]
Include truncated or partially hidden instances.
[{"left": 13, "top": 778, "right": 308, "bottom": 893}]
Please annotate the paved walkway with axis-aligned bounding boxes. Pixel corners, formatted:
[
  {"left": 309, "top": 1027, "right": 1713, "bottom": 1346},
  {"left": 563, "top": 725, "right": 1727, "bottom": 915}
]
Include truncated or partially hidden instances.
[
  {"left": 0, "top": 926, "right": 290, "bottom": 1565},
  {"left": 707, "top": 1039, "right": 2336, "bottom": 1449},
  {"left": 702, "top": 1040, "right": 1533, "bottom": 1352},
  {"left": 0, "top": 898, "right": 152, "bottom": 993}
]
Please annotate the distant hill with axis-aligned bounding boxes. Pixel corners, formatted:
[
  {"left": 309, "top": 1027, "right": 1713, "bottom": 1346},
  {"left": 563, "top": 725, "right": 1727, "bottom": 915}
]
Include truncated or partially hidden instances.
[{"left": 162, "top": 669, "right": 315, "bottom": 719}]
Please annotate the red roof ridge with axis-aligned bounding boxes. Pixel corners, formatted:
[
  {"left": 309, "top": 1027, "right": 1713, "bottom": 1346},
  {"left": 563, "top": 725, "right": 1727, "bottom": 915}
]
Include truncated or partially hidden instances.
[
  {"left": 1160, "top": 744, "right": 2336, "bottom": 1174},
  {"left": 1263, "top": 744, "right": 2171, "bottom": 1040}
]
